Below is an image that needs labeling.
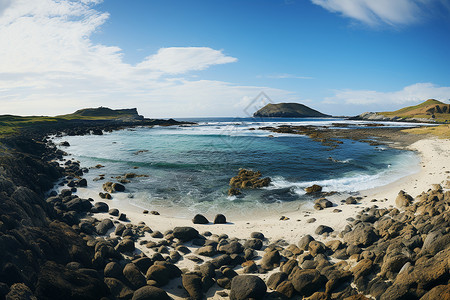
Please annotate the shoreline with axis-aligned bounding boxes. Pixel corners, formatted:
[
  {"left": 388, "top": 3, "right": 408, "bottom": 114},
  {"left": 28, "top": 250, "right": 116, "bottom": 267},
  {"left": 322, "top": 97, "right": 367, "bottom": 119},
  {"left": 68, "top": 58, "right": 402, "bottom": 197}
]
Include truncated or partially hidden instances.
[{"left": 74, "top": 136, "right": 449, "bottom": 245}]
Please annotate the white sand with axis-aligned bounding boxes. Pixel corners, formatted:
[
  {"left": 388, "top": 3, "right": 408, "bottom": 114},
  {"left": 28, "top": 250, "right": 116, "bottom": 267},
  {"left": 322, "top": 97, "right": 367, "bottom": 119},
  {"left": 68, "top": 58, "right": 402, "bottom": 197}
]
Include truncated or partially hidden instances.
[{"left": 74, "top": 137, "right": 450, "bottom": 299}]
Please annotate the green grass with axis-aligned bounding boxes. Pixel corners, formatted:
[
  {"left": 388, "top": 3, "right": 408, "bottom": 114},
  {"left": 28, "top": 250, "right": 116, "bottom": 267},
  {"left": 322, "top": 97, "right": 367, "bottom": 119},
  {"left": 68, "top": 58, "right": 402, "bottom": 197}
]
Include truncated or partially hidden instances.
[{"left": 0, "top": 108, "right": 138, "bottom": 138}]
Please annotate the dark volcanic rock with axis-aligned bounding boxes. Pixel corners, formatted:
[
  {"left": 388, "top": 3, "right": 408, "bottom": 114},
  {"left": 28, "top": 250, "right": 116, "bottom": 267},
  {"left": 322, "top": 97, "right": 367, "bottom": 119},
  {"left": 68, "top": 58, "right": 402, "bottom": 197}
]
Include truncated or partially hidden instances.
[
  {"left": 123, "top": 263, "right": 146, "bottom": 289},
  {"left": 104, "top": 277, "right": 134, "bottom": 300},
  {"left": 214, "top": 214, "right": 227, "bottom": 224},
  {"left": 182, "top": 274, "right": 203, "bottom": 300},
  {"left": 96, "top": 219, "right": 114, "bottom": 235},
  {"left": 230, "top": 275, "right": 267, "bottom": 300},
  {"left": 132, "top": 286, "right": 171, "bottom": 300},
  {"left": 192, "top": 214, "right": 209, "bottom": 224},
  {"left": 173, "top": 227, "right": 199, "bottom": 242},
  {"left": 35, "top": 262, "right": 108, "bottom": 300},
  {"left": 145, "top": 265, "right": 171, "bottom": 287},
  {"left": 288, "top": 267, "right": 325, "bottom": 296}
]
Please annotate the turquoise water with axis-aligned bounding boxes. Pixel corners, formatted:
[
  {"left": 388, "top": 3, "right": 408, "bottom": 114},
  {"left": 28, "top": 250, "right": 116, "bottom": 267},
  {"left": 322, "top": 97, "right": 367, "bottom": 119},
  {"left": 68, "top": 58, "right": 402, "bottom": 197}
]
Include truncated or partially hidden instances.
[{"left": 54, "top": 118, "right": 421, "bottom": 216}]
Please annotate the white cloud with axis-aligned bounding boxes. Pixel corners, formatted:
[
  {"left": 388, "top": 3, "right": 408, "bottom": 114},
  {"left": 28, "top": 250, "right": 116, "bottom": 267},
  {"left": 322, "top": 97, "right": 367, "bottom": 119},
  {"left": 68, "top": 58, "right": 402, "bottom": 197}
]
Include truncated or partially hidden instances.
[
  {"left": 323, "top": 83, "right": 450, "bottom": 106},
  {"left": 137, "top": 47, "right": 237, "bottom": 74},
  {"left": 311, "top": 0, "right": 448, "bottom": 27},
  {"left": 0, "top": 0, "right": 289, "bottom": 117}
]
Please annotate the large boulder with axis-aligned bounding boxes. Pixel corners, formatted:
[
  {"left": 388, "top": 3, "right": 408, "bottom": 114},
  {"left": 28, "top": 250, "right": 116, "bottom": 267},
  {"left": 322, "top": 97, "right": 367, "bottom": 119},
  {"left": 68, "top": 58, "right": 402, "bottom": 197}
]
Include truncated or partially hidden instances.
[
  {"left": 132, "top": 286, "right": 171, "bottom": 300},
  {"left": 230, "top": 275, "right": 267, "bottom": 300},
  {"left": 344, "top": 222, "right": 379, "bottom": 247},
  {"left": 104, "top": 277, "right": 134, "bottom": 300},
  {"left": 192, "top": 214, "right": 209, "bottom": 224},
  {"left": 146, "top": 265, "right": 171, "bottom": 287},
  {"left": 96, "top": 219, "right": 114, "bottom": 235},
  {"left": 395, "top": 190, "right": 413, "bottom": 208},
  {"left": 288, "top": 267, "right": 326, "bottom": 296},
  {"left": 305, "top": 185, "right": 322, "bottom": 194},
  {"left": 123, "top": 263, "right": 146, "bottom": 289},
  {"left": 173, "top": 227, "right": 199, "bottom": 242},
  {"left": 182, "top": 274, "right": 203, "bottom": 300},
  {"left": 35, "top": 262, "right": 109, "bottom": 300}
]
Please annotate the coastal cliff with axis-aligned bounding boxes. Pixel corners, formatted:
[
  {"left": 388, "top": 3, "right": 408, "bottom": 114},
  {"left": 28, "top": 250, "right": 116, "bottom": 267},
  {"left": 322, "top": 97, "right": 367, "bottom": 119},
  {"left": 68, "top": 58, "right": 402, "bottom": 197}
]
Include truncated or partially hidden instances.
[{"left": 253, "top": 103, "right": 331, "bottom": 118}]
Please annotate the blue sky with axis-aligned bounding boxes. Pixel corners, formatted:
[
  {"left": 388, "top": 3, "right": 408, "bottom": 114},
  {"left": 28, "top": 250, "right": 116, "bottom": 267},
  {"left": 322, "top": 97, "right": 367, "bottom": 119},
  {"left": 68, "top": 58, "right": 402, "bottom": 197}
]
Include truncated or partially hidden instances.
[{"left": 0, "top": 0, "right": 449, "bottom": 117}]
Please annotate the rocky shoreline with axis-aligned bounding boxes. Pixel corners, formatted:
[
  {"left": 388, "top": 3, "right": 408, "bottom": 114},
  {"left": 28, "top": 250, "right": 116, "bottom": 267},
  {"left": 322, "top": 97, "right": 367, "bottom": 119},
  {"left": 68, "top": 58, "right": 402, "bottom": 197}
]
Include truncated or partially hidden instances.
[{"left": 1, "top": 123, "right": 449, "bottom": 300}]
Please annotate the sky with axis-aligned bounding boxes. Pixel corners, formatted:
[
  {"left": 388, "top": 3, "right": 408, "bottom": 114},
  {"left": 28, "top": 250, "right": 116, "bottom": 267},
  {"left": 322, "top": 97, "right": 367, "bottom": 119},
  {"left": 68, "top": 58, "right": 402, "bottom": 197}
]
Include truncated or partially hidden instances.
[{"left": 0, "top": 0, "right": 449, "bottom": 118}]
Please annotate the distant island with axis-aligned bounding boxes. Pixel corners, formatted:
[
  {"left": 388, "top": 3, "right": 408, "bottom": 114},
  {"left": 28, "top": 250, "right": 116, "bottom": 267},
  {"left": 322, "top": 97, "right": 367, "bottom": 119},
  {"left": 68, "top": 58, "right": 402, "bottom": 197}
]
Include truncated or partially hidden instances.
[
  {"left": 352, "top": 99, "right": 450, "bottom": 123},
  {"left": 253, "top": 102, "right": 331, "bottom": 118}
]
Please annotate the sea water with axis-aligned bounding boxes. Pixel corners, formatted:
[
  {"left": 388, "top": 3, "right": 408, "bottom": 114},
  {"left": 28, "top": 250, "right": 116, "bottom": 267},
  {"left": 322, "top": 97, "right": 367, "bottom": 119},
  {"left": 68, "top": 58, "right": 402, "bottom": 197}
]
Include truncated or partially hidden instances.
[{"left": 53, "top": 118, "right": 421, "bottom": 217}]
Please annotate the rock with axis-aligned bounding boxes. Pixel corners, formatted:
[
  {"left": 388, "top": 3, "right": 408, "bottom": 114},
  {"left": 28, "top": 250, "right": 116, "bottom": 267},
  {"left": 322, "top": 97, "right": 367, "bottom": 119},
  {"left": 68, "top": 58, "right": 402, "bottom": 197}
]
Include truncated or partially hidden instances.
[
  {"left": 103, "top": 182, "right": 126, "bottom": 193},
  {"left": 196, "top": 245, "right": 217, "bottom": 257},
  {"left": 214, "top": 214, "right": 227, "bottom": 224},
  {"left": 192, "top": 214, "right": 209, "bottom": 224},
  {"left": 230, "top": 275, "right": 267, "bottom": 300},
  {"left": 261, "top": 250, "right": 281, "bottom": 270},
  {"left": 314, "top": 198, "right": 332, "bottom": 209},
  {"left": 244, "top": 239, "right": 263, "bottom": 250},
  {"left": 345, "top": 197, "right": 357, "bottom": 204},
  {"left": 229, "top": 169, "right": 271, "bottom": 189},
  {"left": 173, "top": 227, "right": 199, "bottom": 242},
  {"left": 182, "top": 274, "right": 203, "bottom": 300},
  {"left": 132, "top": 286, "right": 170, "bottom": 300},
  {"left": 306, "top": 218, "right": 316, "bottom": 223},
  {"left": 118, "top": 213, "right": 128, "bottom": 221},
  {"left": 395, "top": 190, "right": 413, "bottom": 208},
  {"left": 6, "top": 283, "right": 36, "bottom": 300},
  {"left": 115, "top": 223, "right": 126, "bottom": 236},
  {"left": 123, "top": 263, "right": 146, "bottom": 289},
  {"left": 219, "top": 241, "right": 244, "bottom": 254},
  {"left": 298, "top": 235, "right": 315, "bottom": 251},
  {"left": 109, "top": 208, "right": 119, "bottom": 216},
  {"left": 66, "top": 198, "right": 92, "bottom": 212},
  {"left": 420, "top": 284, "right": 450, "bottom": 300},
  {"left": 315, "top": 225, "right": 333, "bottom": 235},
  {"left": 104, "top": 262, "right": 123, "bottom": 279},
  {"left": 276, "top": 281, "right": 295, "bottom": 299},
  {"left": 288, "top": 267, "right": 325, "bottom": 296},
  {"left": 281, "top": 259, "right": 298, "bottom": 274},
  {"left": 251, "top": 232, "right": 265, "bottom": 240},
  {"left": 94, "top": 202, "right": 109, "bottom": 212},
  {"left": 393, "top": 247, "right": 449, "bottom": 293},
  {"left": 267, "top": 272, "right": 288, "bottom": 290},
  {"left": 308, "top": 241, "right": 326, "bottom": 256},
  {"left": 344, "top": 222, "right": 378, "bottom": 247},
  {"left": 115, "top": 239, "right": 135, "bottom": 253},
  {"left": 421, "top": 230, "right": 450, "bottom": 255},
  {"left": 351, "top": 259, "right": 373, "bottom": 279},
  {"left": 35, "top": 262, "right": 109, "bottom": 300},
  {"left": 96, "top": 219, "right": 114, "bottom": 235},
  {"left": 228, "top": 188, "right": 242, "bottom": 196},
  {"left": 104, "top": 277, "right": 134, "bottom": 300},
  {"left": 217, "top": 278, "right": 232, "bottom": 289},
  {"left": 211, "top": 254, "right": 232, "bottom": 268},
  {"left": 146, "top": 265, "right": 171, "bottom": 287},
  {"left": 305, "top": 185, "right": 322, "bottom": 194}
]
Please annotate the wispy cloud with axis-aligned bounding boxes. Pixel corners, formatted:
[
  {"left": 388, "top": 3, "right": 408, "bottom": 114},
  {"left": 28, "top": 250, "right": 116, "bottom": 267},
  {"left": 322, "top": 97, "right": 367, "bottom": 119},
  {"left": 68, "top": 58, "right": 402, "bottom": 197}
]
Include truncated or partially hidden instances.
[
  {"left": 259, "top": 73, "right": 314, "bottom": 80},
  {"left": 311, "top": 0, "right": 449, "bottom": 27},
  {"left": 0, "top": 0, "right": 292, "bottom": 117},
  {"left": 323, "top": 83, "right": 450, "bottom": 106}
]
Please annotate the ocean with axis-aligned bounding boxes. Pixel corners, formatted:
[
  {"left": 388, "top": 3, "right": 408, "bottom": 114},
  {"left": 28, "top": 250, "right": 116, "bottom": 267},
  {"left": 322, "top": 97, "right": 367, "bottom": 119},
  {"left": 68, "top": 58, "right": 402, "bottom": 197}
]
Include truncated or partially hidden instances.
[{"left": 52, "top": 118, "right": 421, "bottom": 218}]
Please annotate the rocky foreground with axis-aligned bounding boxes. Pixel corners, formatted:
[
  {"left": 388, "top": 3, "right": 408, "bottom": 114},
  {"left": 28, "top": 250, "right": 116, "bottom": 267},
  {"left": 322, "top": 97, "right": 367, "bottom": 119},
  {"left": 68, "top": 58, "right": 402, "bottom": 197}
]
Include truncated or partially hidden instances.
[{"left": 1, "top": 133, "right": 450, "bottom": 300}]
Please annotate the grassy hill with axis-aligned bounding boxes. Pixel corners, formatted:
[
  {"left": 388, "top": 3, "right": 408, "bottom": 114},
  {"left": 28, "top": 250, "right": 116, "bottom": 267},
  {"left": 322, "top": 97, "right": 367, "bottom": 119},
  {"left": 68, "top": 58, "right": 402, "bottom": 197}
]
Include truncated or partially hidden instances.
[
  {"left": 0, "top": 107, "right": 143, "bottom": 137},
  {"left": 254, "top": 103, "right": 330, "bottom": 118},
  {"left": 380, "top": 99, "right": 450, "bottom": 123}
]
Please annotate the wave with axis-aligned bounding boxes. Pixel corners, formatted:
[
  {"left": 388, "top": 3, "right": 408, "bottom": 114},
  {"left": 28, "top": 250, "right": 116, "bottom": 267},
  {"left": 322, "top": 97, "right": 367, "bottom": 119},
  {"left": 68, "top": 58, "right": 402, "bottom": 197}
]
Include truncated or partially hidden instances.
[{"left": 268, "top": 152, "right": 420, "bottom": 193}]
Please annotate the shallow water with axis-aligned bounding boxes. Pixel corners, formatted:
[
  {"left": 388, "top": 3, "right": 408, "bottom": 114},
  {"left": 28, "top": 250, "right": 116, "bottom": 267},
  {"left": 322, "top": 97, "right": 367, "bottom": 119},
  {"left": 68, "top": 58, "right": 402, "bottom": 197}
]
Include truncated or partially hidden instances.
[{"left": 53, "top": 118, "right": 421, "bottom": 217}]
